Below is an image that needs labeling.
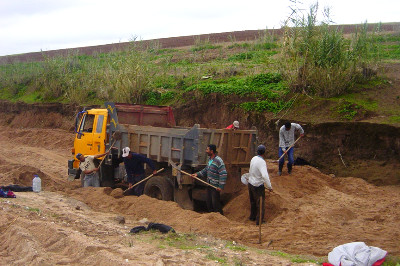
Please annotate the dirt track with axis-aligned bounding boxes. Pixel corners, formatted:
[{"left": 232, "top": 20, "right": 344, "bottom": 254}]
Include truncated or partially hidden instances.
[{"left": 0, "top": 125, "right": 399, "bottom": 264}]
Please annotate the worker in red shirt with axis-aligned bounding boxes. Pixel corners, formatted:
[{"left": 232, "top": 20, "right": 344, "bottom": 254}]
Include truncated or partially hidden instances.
[{"left": 226, "top": 120, "right": 239, "bottom": 130}]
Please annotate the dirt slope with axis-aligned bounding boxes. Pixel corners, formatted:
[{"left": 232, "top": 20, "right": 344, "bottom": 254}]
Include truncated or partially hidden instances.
[{"left": 0, "top": 125, "right": 399, "bottom": 265}]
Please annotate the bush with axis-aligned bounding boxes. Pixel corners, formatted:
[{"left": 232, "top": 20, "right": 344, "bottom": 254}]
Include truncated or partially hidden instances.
[{"left": 280, "top": 2, "right": 381, "bottom": 97}]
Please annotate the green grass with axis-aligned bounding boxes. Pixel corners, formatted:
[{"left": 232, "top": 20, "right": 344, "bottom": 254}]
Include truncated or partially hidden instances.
[
  {"left": 205, "top": 253, "right": 227, "bottom": 264},
  {"left": 389, "top": 115, "right": 400, "bottom": 123},
  {"left": 269, "top": 250, "right": 324, "bottom": 264},
  {"left": 335, "top": 101, "right": 360, "bottom": 120},
  {"left": 25, "top": 207, "right": 40, "bottom": 213},
  {"left": 149, "top": 231, "right": 210, "bottom": 251},
  {"left": 0, "top": 20, "right": 398, "bottom": 124},
  {"left": 185, "top": 73, "right": 287, "bottom": 96},
  {"left": 381, "top": 255, "right": 400, "bottom": 266},
  {"left": 240, "top": 99, "right": 289, "bottom": 113},
  {"left": 226, "top": 243, "right": 247, "bottom": 251},
  {"left": 227, "top": 42, "right": 251, "bottom": 49},
  {"left": 373, "top": 33, "right": 400, "bottom": 60},
  {"left": 191, "top": 44, "right": 221, "bottom": 52},
  {"left": 132, "top": 231, "right": 328, "bottom": 264},
  {"left": 334, "top": 94, "right": 378, "bottom": 112}
]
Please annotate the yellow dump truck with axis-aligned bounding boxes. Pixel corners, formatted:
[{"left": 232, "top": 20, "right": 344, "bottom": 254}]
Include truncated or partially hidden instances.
[{"left": 68, "top": 102, "right": 257, "bottom": 210}]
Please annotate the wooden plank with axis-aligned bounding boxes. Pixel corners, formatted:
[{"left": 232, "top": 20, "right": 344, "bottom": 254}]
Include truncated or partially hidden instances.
[
  {"left": 147, "top": 134, "right": 150, "bottom": 158},
  {"left": 157, "top": 135, "right": 161, "bottom": 162},
  {"left": 246, "top": 133, "right": 253, "bottom": 162},
  {"left": 169, "top": 137, "right": 173, "bottom": 162},
  {"left": 180, "top": 137, "right": 184, "bottom": 165}
]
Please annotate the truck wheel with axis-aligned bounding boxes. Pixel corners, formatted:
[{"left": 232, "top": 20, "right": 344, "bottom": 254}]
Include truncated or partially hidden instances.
[
  {"left": 99, "top": 165, "right": 115, "bottom": 187},
  {"left": 144, "top": 176, "right": 173, "bottom": 201}
]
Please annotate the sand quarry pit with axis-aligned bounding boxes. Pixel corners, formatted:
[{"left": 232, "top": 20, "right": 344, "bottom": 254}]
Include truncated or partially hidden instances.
[{"left": 0, "top": 125, "right": 399, "bottom": 264}]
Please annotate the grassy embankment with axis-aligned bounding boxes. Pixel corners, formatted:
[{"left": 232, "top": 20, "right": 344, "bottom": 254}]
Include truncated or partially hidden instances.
[{"left": 0, "top": 6, "right": 399, "bottom": 124}]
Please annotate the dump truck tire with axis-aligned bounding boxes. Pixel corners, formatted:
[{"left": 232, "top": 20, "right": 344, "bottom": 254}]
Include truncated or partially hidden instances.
[
  {"left": 144, "top": 176, "right": 173, "bottom": 201},
  {"left": 99, "top": 165, "right": 115, "bottom": 187}
]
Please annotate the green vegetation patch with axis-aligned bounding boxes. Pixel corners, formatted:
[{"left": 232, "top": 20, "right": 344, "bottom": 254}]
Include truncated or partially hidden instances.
[
  {"left": 373, "top": 33, "right": 400, "bottom": 60},
  {"left": 25, "top": 207, "right": 40, "bottom": 213},
  {"left": 228, "top": 50, "right": 278, "bottom": 62},
  {"left": 149, "top": 232, "right": 210, "bottom": 251},
  {"left": 205, "top": 252, "right": 227, "bottom": 264},
  {"left": 269, "top": 250, "right": 324, "bottom": 264},
  {"left": 185, "top": 73, "right": 287, "bottom": 97},
  {"left": 381, "top": 255, "right": 400, "bottom": 266},
  {"left": 145, "top": 91, "right": 177, "bottom": 105},
  {"left": 225, "top": 243, "right": 247, "bottom": 251},
  {"left": 240, "top": 99, "right": 291, "bottom": 113},
  {"left": 227, "top": 42, "right": 251, "bottom": 49},
  {"left": 333, "top": 93, "right": 378, "bottom": 111},
  {"left": 191, "top": 44, "right": 222, "bottom": 52},
  {"left": 389, "top": 115, "right": 400, "bottom": 123},
  {"left": 335, "top": 101, "right": 361, "bottom": 120}
]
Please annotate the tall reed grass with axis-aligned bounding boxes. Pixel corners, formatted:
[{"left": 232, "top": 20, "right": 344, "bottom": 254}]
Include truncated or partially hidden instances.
[{"left": 280, "top": 2, "right": 381, "bottom": 97}]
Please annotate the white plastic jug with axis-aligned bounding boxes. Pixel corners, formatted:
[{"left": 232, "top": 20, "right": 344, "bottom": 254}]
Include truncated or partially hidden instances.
[{"left": 32, "top": 175, "right": 41, "bottom": 193}]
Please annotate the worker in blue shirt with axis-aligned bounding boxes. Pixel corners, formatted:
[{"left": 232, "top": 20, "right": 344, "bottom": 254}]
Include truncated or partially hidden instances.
[{"left": 122, "top": 147, "right": 157, "bottom": 196}]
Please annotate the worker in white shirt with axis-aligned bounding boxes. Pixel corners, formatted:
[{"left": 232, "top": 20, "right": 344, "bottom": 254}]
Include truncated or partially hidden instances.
[
  {"left": 278, "top": 122, "right": 304, "bottom": 175},
  {"left": 247, "top": 145, "right": 273, "bottom": 225}
]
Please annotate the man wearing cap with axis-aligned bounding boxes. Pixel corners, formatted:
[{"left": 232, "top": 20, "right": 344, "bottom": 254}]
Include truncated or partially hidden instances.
[
  {"left": 194, "top": 144, "right": 227, "bottom": 215},
  {"left": 121, "top": 147, "right": 157, "bottom": 196},
  {"left": 76, "top": 151, "right": 109, "bottom": 187},
  {"left": 247, "top": 145, "right": 273, "bottom": 225},
  {"left": 225, "top": 120, "right": 239, "bottom": 130},
  {"left": 278, "top": 122, "right": 304, "bottom": 175}
]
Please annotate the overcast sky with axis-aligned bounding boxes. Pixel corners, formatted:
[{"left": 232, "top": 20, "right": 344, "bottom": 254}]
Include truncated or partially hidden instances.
[{"left": 0, "top": 0, "right": 398, "bottom": 56}]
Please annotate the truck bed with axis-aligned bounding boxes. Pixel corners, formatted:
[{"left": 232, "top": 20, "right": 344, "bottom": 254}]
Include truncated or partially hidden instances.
[{"left": 115, "top": 124, "right": 257, "bottom": 167}]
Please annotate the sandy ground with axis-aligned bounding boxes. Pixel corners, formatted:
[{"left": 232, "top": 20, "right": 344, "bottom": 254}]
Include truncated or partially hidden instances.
[{"left": 0, "top": 126, "right": 399, "bottom": 265}]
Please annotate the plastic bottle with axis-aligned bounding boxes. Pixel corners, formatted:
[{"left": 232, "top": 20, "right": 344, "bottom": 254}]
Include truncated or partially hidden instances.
[{"left": 32, "top": 175, "right": 41, "bottom": 193}]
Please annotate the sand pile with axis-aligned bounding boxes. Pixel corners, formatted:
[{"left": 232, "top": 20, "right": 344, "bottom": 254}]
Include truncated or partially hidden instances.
[
  {"left": 66, "top": 164, "right": 400, "bottom": 256},
  {"left": 0, "top": 125, "right": 399, "bottom": 259}
]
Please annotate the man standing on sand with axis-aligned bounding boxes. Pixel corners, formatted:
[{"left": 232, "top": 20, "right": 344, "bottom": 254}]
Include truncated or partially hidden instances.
[
  {"left": 278, "top": 122, "right": 304, "bottom": 175},
  {"left": 121, "top": 147, "right": 157, "bottom": 196},
  {"left": 247, "top": 145, "right": 273, "bottom": 225},
  {"left": 76, "top": 151, "right": 109, "bottom": 187},
  {"left": 194, "top": 144, "right": 227, "bottom": 215}
]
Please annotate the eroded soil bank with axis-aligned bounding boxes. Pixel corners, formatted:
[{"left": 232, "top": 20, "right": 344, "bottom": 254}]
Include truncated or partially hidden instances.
[
  {"left": 2, "top": 99, "right": 398, "bottom": 185},
  {"left": 0, "top": 101, "right": 400, "bottom": 262}
]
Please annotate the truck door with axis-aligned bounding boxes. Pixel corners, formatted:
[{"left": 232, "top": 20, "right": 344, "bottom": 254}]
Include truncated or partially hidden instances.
[
  {"left": 92, "top": 114, "right": 107, "bottom": 154},
  {"left": 75, "top": 113, "right": 95, "bottom": 156}
]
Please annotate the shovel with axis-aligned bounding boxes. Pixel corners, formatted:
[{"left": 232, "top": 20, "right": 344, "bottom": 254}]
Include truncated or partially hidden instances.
[
  {"left": 169, "top": 160, "right": 219, "bottom": 190},
  {"left": 98, "top": 131, "right": 122, "bottom": 167},
  {"left": 273, "top": 135, "right": 303, "bottom": 163},
  {"left": 123, "top": 168, "right": 165, "bottom": 195}
]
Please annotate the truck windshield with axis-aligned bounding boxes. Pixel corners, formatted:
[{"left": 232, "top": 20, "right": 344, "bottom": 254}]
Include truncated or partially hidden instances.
[{"left": 80, "top": 114, "right": 95, "bottom": 133}]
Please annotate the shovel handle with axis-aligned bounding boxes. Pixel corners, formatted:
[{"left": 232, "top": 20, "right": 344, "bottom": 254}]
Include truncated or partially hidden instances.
[
  {"left": 98, "top": 139, "right": 117, "bottom": 167},
  {"left": 277, "top": 135, "right": 303, "bottom": 161},
  {"left": 123, "top": 168, "right": 165, "bottom": 193},
  {"left": 180, "top": 169, "right": 219, "bottom": 190},
  {"left": 98, "top": 131, "right": 121, "bottom": 167},
  {"left": 169, "top": 160, "right": 220, "bottom": 190}
]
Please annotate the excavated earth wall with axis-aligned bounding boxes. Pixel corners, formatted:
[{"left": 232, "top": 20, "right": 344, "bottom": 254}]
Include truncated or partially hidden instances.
[{"left": 1, "top": 100, "right": 399, "bottom": 185}]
